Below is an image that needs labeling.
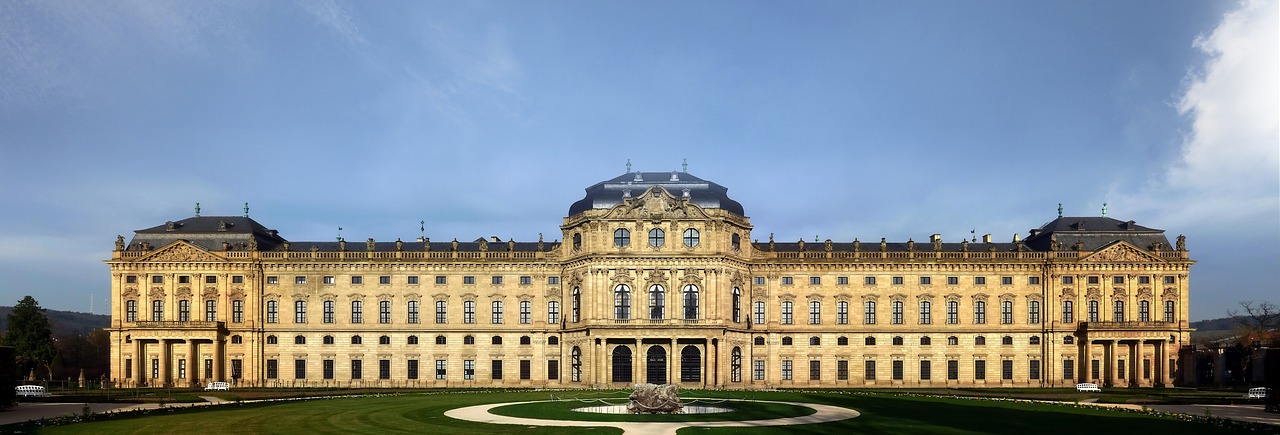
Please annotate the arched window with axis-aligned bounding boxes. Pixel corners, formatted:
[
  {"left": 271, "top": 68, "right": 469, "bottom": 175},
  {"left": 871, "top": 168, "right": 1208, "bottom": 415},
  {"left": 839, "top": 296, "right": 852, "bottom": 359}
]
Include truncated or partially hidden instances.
[
  {"left": 947, "top": 300, "right": 959, "bottom": 324},
  {"left": 266, "top": 335, "right": 277, "bottom": 344},
  {"left": 351, "top": 301, "right": 363, "bottom": 324},
  {"left": 407, "top": 335, "right": 419, "bottom": 345},
  {"left": 492, "top": 336, "right": 502, "bottom": 345},
  {"left": 435, "top": 335, "right": 446, "bottom": 345},
  {"left": 1088, "top": 300, "right": 1100, "bottom": 322},
  {"left": 614, "top": 284, "right": 631, "bottom": 320},
  {"left": 682, "top": 284, "right": 699, "bottom": 320},
  {"left": 572, "top": 233, "right": 582, "bottom": 250},
  {"left": 463, "top": 335, "right": 475, "bottom": 345},
  {"left": 407, "top": 300, "right": 419, "bottom": 324},
  {"left": 1001, "top": 300, "right": 1013, "bottom": 324},
  {"left": 809, "top": 336, "right": 821, "bottom": 346},
  {"left": 920, "top": 336, "right": 931, "bottom": 346},
  {"left": 974, "top": 301, "right": 987, "bottom": 324},
  {"left": 810, "top": 301, "right": 821, "bottom": 324},
  {"left": 837, "top": 336, "right": 849, "bottom": 345},
  {"left": 975, "top": 336, "right": 987, "bottom": 345},
  {"left": 732, "top": 287, "right": 742, "bottom": 323},
  {"left": 730, "top": 347, "right": 742, "bottom": 382},
  {"left": 322, "top": 335, "right": 334, "bottom": 345},
  {"left": 572, "top": 287, "right": 581, "bottom": 322},
  {"left": 1139, "top": 300, "right": 1150, "bottom": 322},
  {"left": 731, "top": 233, "right": 741, "bottom": 251},
  {"left": 864, "top": 301, "right": 876, "bottom": 324},
  {"left": 520, "top": 336, "right": 531, "bottom": 345},
  {"left": 231, "top": 335, "right": 243, "bottom": 344},
  {"left": 1113, "top": 300, "right": 1125, "bottom": 321},
  {"left": 781, "top": 301, "right": 793, "bottom": 324},
  {"left": 294, "top": 335, "right": 306, "bottom": 345},
  {"left": 571, "top": 346, "right": 583, "bottom": 382},
  {"left": 1029, "top": 336, "right": 1041, "bottom": 345},
  {"left": 864, "top": 336, "right": 876, "bottom": 346},
  {"left": 782, "top": 336, "right": 793, "bottom": 345},
  {"left": 649, "top": 285, "right": 665, "bottom": 320},
  {"left": 548, "top": 336, "right": 558, "bottom": 345},
  {"left": 892, "top": 301, "right": 903, "bottom": 324},
  {"left": 548, "top": 300, "right": 560, "bottom": 324},
  {"left": 1062, "top": 300, "right": 1074, "bottom": 323},
  {"left": 1064, "top": 336, "right": 1075, "bottom": 344},
  {"left": 754, "top": 336, "right": 765, "bottom": 345},
  {"left": 351, "top": 335, "right": 362, "bottom": 345},
  {"left": 379, "top": 335, "right": 390, "bottom": 345},
  {"left": 680, "top": 346, "right": 701, "bottom": 382},
  {"left": 1029, "top": 300, "right": 1040, "bottom": 324},
  {"left": 892, "top": 336, "right": 903, "bottom": 346},
  {"left": 614, "top": 228, "right": 630, "bottom": 247},
  {"left": 1002, "top": 335, "right": 1014, "bottom": 345},
  {"left": 919, "top": 301, "right": 932, "bottom": 324},
  {"left": 683, "top": 229, "right": 699, "bottom": 247},
  {"left": 947, "top": 336, "right": 958, "bottom": 345},
  {"left": 646, "top": 346, "right": 667, "bottom": 385},
  {"left": 612, "top": 346, "right": 633, "bottom": 383},
  {"left": 649, "top": 229, "right": 665, "bottom": 247}
]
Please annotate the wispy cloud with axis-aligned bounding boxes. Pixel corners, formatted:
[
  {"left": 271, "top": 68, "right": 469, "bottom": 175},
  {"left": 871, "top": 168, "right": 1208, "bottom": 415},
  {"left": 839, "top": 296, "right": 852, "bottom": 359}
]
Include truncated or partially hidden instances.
[
  {"left": 295, "top": 0, "right": 365, "bottom": 46},
  {"left": 1112, "top": 0, "right": 1278, "bottom": 230}
]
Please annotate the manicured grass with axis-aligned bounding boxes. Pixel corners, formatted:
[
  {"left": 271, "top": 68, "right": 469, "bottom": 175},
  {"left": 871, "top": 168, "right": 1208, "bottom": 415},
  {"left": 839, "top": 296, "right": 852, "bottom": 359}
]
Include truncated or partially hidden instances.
[
  {"left": 24, "top": 389, "right": 1261, "bottom": 435},
  {"left": 490, "top": 398, "right": 815, "bottom": 422}
]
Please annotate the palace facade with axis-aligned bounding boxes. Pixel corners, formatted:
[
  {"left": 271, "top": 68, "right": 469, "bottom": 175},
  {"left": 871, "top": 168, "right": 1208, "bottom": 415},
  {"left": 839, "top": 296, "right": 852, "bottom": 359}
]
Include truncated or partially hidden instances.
[{"left": 107, "top": 171, "right": 1194, "bottom": 389}]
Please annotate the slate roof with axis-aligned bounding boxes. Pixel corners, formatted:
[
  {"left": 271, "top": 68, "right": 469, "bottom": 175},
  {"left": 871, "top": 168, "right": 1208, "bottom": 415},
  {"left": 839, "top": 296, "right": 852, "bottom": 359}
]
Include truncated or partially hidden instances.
[
  {"left": 568, "top": 171, "right": 745, "bottom": 216},
  {"left": 1024, "top": 216, "right": 1170, "bottom": 251},
  {"left": 128, "top": 216, "right": 286, "bottom": 252}
]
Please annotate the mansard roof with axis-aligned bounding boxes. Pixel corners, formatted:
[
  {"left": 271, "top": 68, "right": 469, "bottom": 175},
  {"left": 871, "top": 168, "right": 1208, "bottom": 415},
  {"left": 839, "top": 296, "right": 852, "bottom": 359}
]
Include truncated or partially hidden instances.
[
  {"left": 1024, "top": 216, "right": 1170, "bottom": 251},
  {"left": 568, "top": 171, "right": 745, "bottom": 217},
  {"left": 129, "top": 216, "right": 286, "bottom": 252}
]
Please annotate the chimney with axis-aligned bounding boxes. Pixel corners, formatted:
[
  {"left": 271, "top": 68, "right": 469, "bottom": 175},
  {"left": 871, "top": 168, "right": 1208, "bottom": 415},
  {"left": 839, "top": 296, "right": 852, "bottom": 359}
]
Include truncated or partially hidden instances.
[
  {"left": 490, "top": 236, "right": 501, "bottom": 243},
  {"left": 982, "top": 234, "right": 992, "bottom": 243},
  {"left": 929, "top": 234, "right": 941, "bottom": 243}
]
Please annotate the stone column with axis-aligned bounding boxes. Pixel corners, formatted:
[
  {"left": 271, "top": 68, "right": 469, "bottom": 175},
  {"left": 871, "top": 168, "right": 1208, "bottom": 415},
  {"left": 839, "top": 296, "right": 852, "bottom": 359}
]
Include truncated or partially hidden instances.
[
  {"left": 631, "top": 342, "right": 641, "bottom": 385},
  {"left": 1077, "top": 340, "right": 1088, "bottom": 384},
  {"left": 188, "top": 341, "right": 199, "bottom": 386},
  {"left": 214, "top": 337, "right": 224, "bottom": 381},
  {"left": 1102, "top": 341, "right": 1114, "bottom": 387},
  {"left": 1128, "top": 342, "right": 1139, "bottom": 388},
  {"left": 134, "top": 339, "right": 146, "bottom": 387},
  {"left": 1155, "top": 340, "right": 1166, "bottom": 387},
  {"left": 158, "top": 340, "right": 171, "bottom": 387},
  {"left": 668, "top": 342, "right": 676, "bottom": 385}
]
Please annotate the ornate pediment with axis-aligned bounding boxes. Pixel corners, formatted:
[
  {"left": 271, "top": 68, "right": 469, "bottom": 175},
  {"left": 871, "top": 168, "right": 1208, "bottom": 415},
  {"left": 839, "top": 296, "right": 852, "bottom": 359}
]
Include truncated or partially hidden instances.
[
  {"left": 229, "top": 287, "right": 246, "bottom": 299},
  {"left": 680, "top": 269, "right": 703, "bottom": 286},
  {"left": 603, "top": 186, "right": 709, "bottom": 220},
  {"left": 137, "top": 241, "right": 224, "bottom": 263},
  {"left": 1161, "top": 287, "right": 1179, "bottom": 299},
  {"left": 644, "top": 269, "right": 669, "bottom": 286},
  {"left": 1081, "top": 242, "right": 1164, "bottom": 263},
  {"left": 611, "top": 268, "right": 634, "bottom": 285},
  {"left": 174, "top": 286, "right": 192, "bottom": 299},
  {"left": 122, "top": 287, "right": 139, "bottom": 298}
]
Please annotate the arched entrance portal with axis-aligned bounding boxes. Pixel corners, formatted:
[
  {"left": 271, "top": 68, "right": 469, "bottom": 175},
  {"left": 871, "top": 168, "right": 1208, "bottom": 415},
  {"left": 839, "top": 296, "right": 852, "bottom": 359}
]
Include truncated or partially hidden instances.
[
  {"left": 680, "top": 345, "right": 701, "bottom": 383},
  {"left": 646, "top": 346, "right": 667, "bottom": 384},
  {"left": 612, "top": 346, "right": 633, "bottom": 383}
]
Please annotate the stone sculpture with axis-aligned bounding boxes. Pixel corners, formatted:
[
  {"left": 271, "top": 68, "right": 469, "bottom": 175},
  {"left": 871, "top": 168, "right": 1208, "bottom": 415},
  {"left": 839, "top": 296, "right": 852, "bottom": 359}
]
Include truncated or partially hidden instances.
[{"left": 627, "top": 383, "right": 682, "bottom": 414}]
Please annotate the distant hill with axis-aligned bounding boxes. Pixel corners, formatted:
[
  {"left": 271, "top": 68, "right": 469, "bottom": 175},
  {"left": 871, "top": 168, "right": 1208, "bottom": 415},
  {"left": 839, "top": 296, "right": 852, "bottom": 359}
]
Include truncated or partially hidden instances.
[
  {"left": 0, "top": 306, "right": 110, "bottom": 337},
  {"left": 1191, "top": 316, "right": 1245, "bottom": 332}
]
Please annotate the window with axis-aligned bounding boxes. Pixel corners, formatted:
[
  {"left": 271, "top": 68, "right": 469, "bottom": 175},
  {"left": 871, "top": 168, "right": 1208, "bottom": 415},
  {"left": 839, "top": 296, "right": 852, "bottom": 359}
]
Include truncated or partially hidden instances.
[
  {"left": 837, "top": 336, "right": 849, "bottom": 345},
  {"left": 781, "top": 301, "right": 793, "bottom": 324},
  {"left": 1029, "top": 301, "right": 1040, "bottom": 324},
  {"left": 492, "top": 301, "right": 504, "bottom": 324},
  {"left": 492, "top": 336, "right": 503, "bottom": 345},
  {"left": 1002, "top": 335, "right": 1013, "bottom": 345},
  {"left": 1063, "top": 360, "right": 1075, "bottom": 380},
  {"left": 891, "top": 301, "right": 903, "bottom": 324},
  {"left": 266, "top": 335, "right": 278, "bottom": 344},
  {"left": 491, "top": 360, "right": 503, "bottom": 380},
  {"left": 683, "top": 228, "right": 699, "bottom": 247},
  {"left": 865, "top": 276, "right": 877, "bottom": 285},
  {"left": 892, "top": 276, "right": 904, "bottom": 285},
  {"left": 614, "top": 228, "right": 630, "bottom": 247},
  {"left": 648, "top": 284, "right": 665, "bottom": 320},
  {"left": 323, "top": 300, "right": 335, "bottom": 324},
  {"left": 322, "top": 359, "right": 334, "bottom": 379},
  {"left": 974, "top": 360, "right": 986, "bottom": 380},
  {"left": 1088, "top": 276, "right": 1100, "bottom": 285},
  {"left": 519, "top": 276, "right": 531, "bottom": 285},
  {"left": 1164, "top": 275, "right": 1176, "bottom": 284},
  {"left": 435, "top": 335, "right": 446, "bottom": 345},
  {"left": 1064, "top": 336, "right": 1075, "bottom": 344},
  {"left": 295, "top": 276, "right": 306, "bottom": 285},
  {"left": 436, "top": 360, "right": 447, "bottom": 379},
  {"left": 1000, "top": 300, "right": 1013, "bottom": 324},
  {"left": 732, "top": 288, "right": 742, "bottom": 323},
  {"left": 548, "top": 360, "right": 559, "bottom": 380},
  {"left": 379, "top": 335, "right": 390, "bottom": 345},
  {"left": 974, "top": 301, "right": 986, "bottom": 324},
  {"left": 948, "top": 360, "right": 959, "bottom": 380},
  {"left": 1001, "top": 276, "right": 1013, "bottom": 285},
  {"left": 919, "top": 301, "right": 931, "bottom": 324},
  {"left": 782, "top": 336, "right": 793, "bottom": 346},
  {"left": 572, "top": 287, "right": 581, "bottom": 322},
  {"left": 351, "top": 301, "right": 362, "bottom": 323},
  {"left": 351, "top": 276, "right": 363, "bottom": 285},
  {"left": 810, "top": 360, "right": 822, "bottom": 381},
  {"left": 1062, "top": 276, "right": 1074, "bottom": 284},
  {"left": 464, "top": 335, "right": 475, "bottom": 345},
  {"left": 947, "top": 336, "right": 958, "bottom": 345},
  {"left": 1164, "top": 300, "right": 1175, "bottom": 323},
  {"left": 975, "top": 336, "right": 986, "bottom": 345},
  {"left": 549, "top": 276, "right": 560, "bottom": 285},
  {"left": 920, "top": 360, "right": 932, "bottom": 380},
  {"left": 892, "top": 360, "right": 904, "bottom": 380},
  {"left": 1113, "top": 276, "right": 1125, "bottom": 284},
  {"left": 295, "top": 359, "right": 306, "bottom": 379},
  {"left": 379, "top": 300, "right": 391, "bottom": 324},
  {"left": 126, "top": 275, "right": 137, "bottom": 284},
  {"left": 548, "top": 300, "right": 560, "bottom": 324},
  {"left": 205, "top": 300, "right": 216, "bottom": 322},
  {"left": 351, "top": 359, "right": 363, "bottom": 379},
  {"left": 975, "top": 276, "right": 986, "bottom": 285},
  {"left": 408, "top": 335, "right": 419, "bottom": 345},
  {"left": 267, "top": 359, "right": 278, "bottom": 379},
  {"left": 732, "top": 233, "right": 742, "bottom": 251},
  {"left": 920, "top": 336, "right": 932, "bottom": 346},
  {"left": 1030, "top": 336, "right": 1041, "bottom": 345},
  {"left": 571, "top": 348, "right": 582, "bottom": 382},
  {"left": 151, "top": 300, "right": 163, "bottom": 321},
  {"left": 351, "top": 335, "right": 362, "bottom": 344},
  {"left": 266, "top": 276, "right": 278, "bottom": 285},
  {"left": 408, "top": 276, "right": 419, "bottom": 285},
  {"left": 947, "top": 276, "right": 958, "bottom": 285},
  {"left": 492, "top": 276, "right": 503, "bottom": 285},
  {"left": 408, "top": 360, "right": 419, "bottom": 380},
  {"left": 548, "top": 336, "right": 559, "bottom": 345},
  {"left": 572, "top": 233, "right": 582, "bottom": 250},
  {"left": 683, "top": 285, "right": 699, "bottom": 319},
  {"left": 920, "top": 276, "right": 931, "bottom": 285},
  {"left": 295, "top": 301, "right": 307, "bottom": 323},
  {"left": 810, "top": 276, "right": 822, "bottom": 285},
  {"left": 408, "top": 301, "right": 419, "bottom": 324},
  {"left": 464, "top": 300, "right": 476, "bottom": 324},
  {"left": 837, "top": 276, "right": 849, "bottom": 285},
  {"left": 519, "top": 300, "right": 531, "bottom": 324},
  {"left": 519, "top": 335, "right": 531, "bottom": 345},
  {"left": 435, "top": 276, "right": 447, "bottom": 285},
  {"left": 753, "top": 301, "right": 765, "bottom": 325},
  {"left": 782, "top": 276, "right": 793, "bottom": 285},
  {"left": 379, "top": 360, "right": 391, "bottom": 380},
  {"left": 614, "top": 284, "right": 631, "bottom": 320},
  {"left": 837, "top": 301, "right": 849, "bottom": 324},
  {"left": 520, "top": 360, "right": 532, "bottom": 380},
  {"left": 865, "top": 336, "right": 876, "bottom": 346},
  {"left": 322, "top": 335, "right": 335, "bottom": 345},
  {"left": 1062, "top": 301, "right": 1074, "bottom": 323},
  {"left": 1029, "top": 276, "right": 1041, "bottom": 285},
  {"left": 435, "top": 300, "right": 447, "bottom": 324},
  {"left": 1139, "top": 300, "right": 1150, "bottom": 322},
  {"left": 754, "top": 276, "right": 765, "bottom": 285},
  {"left": 782, "top": 359, "right": 792, "bottom": 380},
  {"left": 232, "top": 300, "right": 243, "bottom": 323},
  {"left": 648, "top": 229, "right": 664, "bottom": 247},
  {"left": 1113, "top": 300, "right": 1125, "bottom": 321},
  {"left": 179, "top": 276, "right": 190, "bottom": 284},
  {"left": 463, "top": 276, "right": 475, "bottom": 285},
  {"left": 1088, "top": 300, "right": 1100, "bottom": 322},
  {"left": 232, "top": 275, "right": 244, "bottom": 284},
  {"left": 323, "top": 276, "right": 335, "bottom": 285},
  {"left": 864, "top": 301, "right": 876, "bottom": 324},
  {"left": 947, "top": 301, "right": 958, "bottom": 324},
  {"left": 754, "top": 360, "right": 766, "bottom": 381},
  {"left": 379, "top": 275, "right": 391, "bottom": 285},
  {"left": 809, "top": 301, "right": 821, "bottom": 324},
  {"left": 178, "top": 300, "right": 190, "bottom": 322},
  {"left": 892, "top": 336, "right": 903, "bottom": 346},
  {"left": 809, "top": 336, "right": 821, "bottom": 346},
  {"left": 865, "top": 360, "right": 876, "bottom": 380}
]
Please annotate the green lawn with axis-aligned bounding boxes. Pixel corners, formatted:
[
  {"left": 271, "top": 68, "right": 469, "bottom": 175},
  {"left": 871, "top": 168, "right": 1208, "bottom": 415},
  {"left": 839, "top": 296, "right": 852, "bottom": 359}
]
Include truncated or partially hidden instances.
[{"left": 19, "top": 389, "right": 1267, "bottom": 435}]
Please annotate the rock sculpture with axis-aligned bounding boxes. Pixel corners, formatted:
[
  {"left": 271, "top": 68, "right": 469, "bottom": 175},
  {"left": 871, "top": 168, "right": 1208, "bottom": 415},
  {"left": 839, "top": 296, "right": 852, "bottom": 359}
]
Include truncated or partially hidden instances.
[{"left": 627, "top": 383, "right": 682, "bottom": 414}]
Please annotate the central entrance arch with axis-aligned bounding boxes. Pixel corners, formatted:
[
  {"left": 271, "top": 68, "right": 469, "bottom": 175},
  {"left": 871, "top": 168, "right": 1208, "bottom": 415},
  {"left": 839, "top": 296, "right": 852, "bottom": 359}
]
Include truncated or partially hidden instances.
[{"left": 646, "top": 346, "right": 667, "bottom": 385}]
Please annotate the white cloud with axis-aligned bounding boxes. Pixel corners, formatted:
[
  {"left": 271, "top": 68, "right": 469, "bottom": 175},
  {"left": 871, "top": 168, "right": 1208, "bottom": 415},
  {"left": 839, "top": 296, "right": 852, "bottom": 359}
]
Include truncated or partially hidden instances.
[
  {"left": 295, "top": 0, "right": 365, "bottom": 46},
  {"left": 1113, "top": 0, "right": 1279, "bottom": 231}
]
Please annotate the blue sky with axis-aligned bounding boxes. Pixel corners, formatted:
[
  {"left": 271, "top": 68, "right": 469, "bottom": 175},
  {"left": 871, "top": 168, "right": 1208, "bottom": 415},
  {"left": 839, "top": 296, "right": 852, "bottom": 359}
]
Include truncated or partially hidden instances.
[{"left": 0, "top": 1, "right": 1275, "bottom": 321}]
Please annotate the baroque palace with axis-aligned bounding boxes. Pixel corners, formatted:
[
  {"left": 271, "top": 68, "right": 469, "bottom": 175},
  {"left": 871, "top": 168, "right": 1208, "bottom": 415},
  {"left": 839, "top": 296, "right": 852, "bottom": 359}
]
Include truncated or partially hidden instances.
[{"left": 108, "top": 171, "right": 1194, "bottom": 389}]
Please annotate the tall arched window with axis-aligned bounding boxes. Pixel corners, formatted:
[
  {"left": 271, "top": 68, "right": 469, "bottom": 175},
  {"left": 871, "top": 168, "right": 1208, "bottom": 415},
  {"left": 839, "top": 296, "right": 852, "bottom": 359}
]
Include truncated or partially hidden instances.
[
  {"left": 1088, "top": 300, "right": 1099, "bottom": 322},
  {"left": 1029, "top": 300, "right": 1041, "bottom": 324},
  {"left": 730, "top": 347, "right": 742, "bottom": 382},
  {"left": 809, "top": 301, "right": 821, "bottom": 324},
  {"left": 947, "top": 300, "right": 958, "bottom": 324},
  {"left": 680, "top": 346, "right": 701, "bottom": 382},
  {"left": 571, "top": 346, "right": 582, "bottom": 382},
  {"left": 649, "top": 285, "right": 665, "bottom": 320},
  {"left": 731, "top": 233, "right": 741, "bottom": 251},
  {"left": 974, "top": 301, "right": 987, "bottom": 324},
  {"left": 572, "top": 287, "right": 581, "bottom": 322},
  {"left": 683, "top": 229, "right": 699, "bottom": 247},
  {"left": 649, "top": 229, "right": 664, "bottom": 247},
  {"left": 1113, "top": 300, "right": 1125, "bottom": 321},
  {"left": 614, "top": 284, "right": 631, "bottom": 320},
  {"left": 614, "top": 228, "right": 630, "bottom": 247},
  {"left": 682, "top": 285, "right": 699, "bottom": 320},
  {"left": 572, "top": 233, "right": 582, "bottom": 250},
  {"left": 612, "top": 346, "right": 633, "bottom": 383},
  {"left": 1001, "top": 300, "right": 1013, "bottom": 324},
  {"left": 732, "top": 287, "right": 742, "bottom": 323},
  {"left": 1139, "top": 300, "right": 1150, "bottom": 322}
]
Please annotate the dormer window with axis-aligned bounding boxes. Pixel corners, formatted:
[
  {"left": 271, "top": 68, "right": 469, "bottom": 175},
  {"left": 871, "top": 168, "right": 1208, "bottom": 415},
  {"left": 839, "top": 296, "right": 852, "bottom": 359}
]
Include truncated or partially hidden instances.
[
  {"left": 614, "top": 228, "right": 630, "bottom": 247},
  {"left": 649, "top": 229, "right": 665, "bottom": 247},
  {"left": 683, "top": 229, "right": 699, "bottom": 247}
]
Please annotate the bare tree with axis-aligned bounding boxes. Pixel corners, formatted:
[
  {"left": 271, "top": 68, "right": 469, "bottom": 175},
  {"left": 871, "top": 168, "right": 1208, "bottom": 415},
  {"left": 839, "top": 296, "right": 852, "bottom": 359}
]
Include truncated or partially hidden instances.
[{"left": 1229, "top": 301, "right": 1280, "bottom": 345}]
